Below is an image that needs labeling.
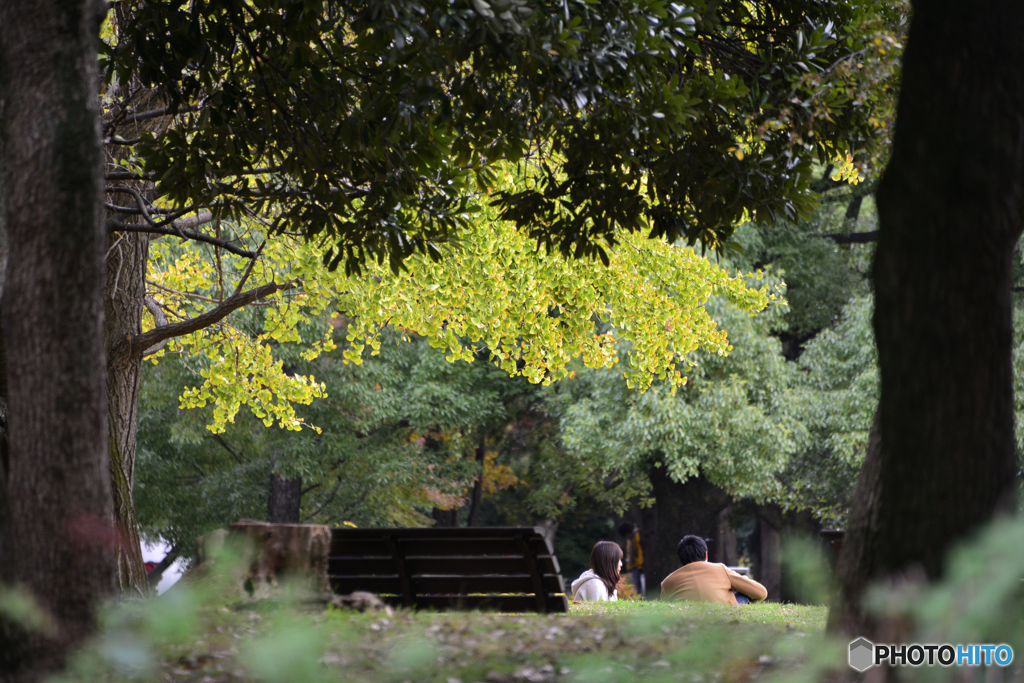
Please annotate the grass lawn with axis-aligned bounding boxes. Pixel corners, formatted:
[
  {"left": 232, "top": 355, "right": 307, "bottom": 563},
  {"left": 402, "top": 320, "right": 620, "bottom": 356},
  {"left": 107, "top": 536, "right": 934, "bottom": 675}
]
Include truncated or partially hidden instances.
[{"left": 62, "top": 593, "right": 845, "bottom": 683}]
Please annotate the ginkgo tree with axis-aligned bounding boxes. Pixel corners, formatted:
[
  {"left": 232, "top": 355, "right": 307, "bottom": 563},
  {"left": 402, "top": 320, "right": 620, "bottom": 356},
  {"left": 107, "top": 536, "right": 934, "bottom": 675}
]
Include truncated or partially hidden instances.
[{"left": 145, "top": 164, "right": 776, "bottom": 438}]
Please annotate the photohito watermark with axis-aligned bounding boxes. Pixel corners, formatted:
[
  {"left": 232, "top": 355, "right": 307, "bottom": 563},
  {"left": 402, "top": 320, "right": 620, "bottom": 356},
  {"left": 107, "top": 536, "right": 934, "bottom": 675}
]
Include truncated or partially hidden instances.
[{"left": 849, "top": 638, "right": 1014, "bottom": 672}]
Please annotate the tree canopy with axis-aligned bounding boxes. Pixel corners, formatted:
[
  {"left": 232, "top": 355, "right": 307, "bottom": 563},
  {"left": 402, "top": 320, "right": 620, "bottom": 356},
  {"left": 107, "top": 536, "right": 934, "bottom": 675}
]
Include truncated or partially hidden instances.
[{"left": 108, "top": 0, "right": 896, "bottom": 271}]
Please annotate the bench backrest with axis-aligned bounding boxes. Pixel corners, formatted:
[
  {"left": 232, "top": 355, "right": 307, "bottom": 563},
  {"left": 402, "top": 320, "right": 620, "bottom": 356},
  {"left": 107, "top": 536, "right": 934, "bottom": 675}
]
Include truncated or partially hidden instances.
[{"left": 329, "top": 527, "right": 568, "bottom": 613}]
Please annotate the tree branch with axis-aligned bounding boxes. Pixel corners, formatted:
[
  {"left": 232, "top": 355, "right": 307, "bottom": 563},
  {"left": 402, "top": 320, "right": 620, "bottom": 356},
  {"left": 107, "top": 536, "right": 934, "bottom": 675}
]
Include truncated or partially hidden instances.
[
  {"left": 824, "top": 231, "right": 878, "bottom": 244},
  {"left": 211, "top": 434, "right": 245, "bottom": 466},
  {"left": 109, "top": 213, "right": 258, "bottom": 258},
  {"left": 129, "top": 279, "right": 299, "bottom": 356},
  {"left": 141, "top": 297, "right": 169, "bottom": 358},
  {"left": 147, "top": 546, "right": 180, "bottom": 589},
  {"left": 105, "top": 170, "right": 155, "bottom": 181},
  {"left": 104, "top": 103, "right": 204, "bottom": 133}
]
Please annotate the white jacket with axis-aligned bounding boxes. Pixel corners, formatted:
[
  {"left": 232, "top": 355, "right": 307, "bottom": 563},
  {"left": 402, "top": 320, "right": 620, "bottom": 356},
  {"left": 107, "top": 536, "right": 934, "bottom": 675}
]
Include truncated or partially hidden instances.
[{"left": 571, "top": 569, "right": 618, "bottom": 602}]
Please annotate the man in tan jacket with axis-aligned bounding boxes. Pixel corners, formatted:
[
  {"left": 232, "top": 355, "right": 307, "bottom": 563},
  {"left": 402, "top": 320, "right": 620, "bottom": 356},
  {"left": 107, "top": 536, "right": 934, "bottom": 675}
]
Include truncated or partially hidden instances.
[{"left": 661, "top": 535, "right": 768, "bottom": 604}]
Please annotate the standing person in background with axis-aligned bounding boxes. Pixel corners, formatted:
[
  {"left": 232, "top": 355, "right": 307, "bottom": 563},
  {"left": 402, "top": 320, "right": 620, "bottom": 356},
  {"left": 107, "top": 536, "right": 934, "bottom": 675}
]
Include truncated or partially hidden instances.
[{"left": 617, "top": 521, "right": 646, "bottom": 597}]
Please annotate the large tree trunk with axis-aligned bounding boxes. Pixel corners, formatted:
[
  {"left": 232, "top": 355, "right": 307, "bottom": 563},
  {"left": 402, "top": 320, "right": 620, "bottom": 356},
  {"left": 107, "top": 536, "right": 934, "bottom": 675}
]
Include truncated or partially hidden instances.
[
  {"left": 0, "top": 0, "right": 114, "bottom": 678},
  {"left": 645, "top": 466, "right": 731, "bottom": 591},
  {"left": 835, "top": 0, "right": 1024, "bottom": 632}
]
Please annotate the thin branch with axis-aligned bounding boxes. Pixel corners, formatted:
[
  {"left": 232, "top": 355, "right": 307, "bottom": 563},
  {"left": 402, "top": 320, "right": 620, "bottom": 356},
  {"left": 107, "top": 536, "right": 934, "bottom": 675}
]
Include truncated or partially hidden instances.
[
  {"left": 129, "top": 279, "right": 300, "bottom": 356},
  {"left": 104, "top": 202, "right": 182, "bottom": 215},
  {"left": 147, "top": 546, "right": 180, "bottom": 589},
  {"left": 823, "top": 231, "right": 878, "bottom": 244},
  {"left": 109, "top": 213, "right": 258, "bottom": 258},
  {"left": 211, "top": 434, "right": 246, "bottom": 466},
  {"left": 232, "top": 241, "right": 266, "bottom": 297},
  {"left": 107, "top": 185, "right": 158, "bottom": 225},
  {"left": 105, "top": 170, "right": 155, "bottom": 181},
  {"left": 303, "top": 476, "right": 344, "bottom": 523},
  {"left": 146, "top": 280, "right": 222, "bottom": 305},
  {"left": 105, "top": 136, "right": 142, "bottom": 146},
  {"left": 142, "top": 297, "right": 170, "bottom": 358},
  {"left": 104, "top": 103, "right": 204, "bottom": 132}
]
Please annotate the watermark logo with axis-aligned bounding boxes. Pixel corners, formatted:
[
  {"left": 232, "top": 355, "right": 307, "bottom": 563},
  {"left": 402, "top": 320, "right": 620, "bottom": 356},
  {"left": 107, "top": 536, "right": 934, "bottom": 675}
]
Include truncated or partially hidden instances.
[
  {"left": 849, "top": 639, "right": 1014, "bottom": 671},
  {"left": 849, "top": 638, "right": 874, "bottom": 672}
]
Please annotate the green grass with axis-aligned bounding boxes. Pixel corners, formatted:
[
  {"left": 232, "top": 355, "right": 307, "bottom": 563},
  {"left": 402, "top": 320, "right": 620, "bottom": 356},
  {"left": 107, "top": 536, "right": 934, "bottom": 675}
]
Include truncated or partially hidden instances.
[{"left": 57, "top": 592, "right": 842, "bottom": 683}]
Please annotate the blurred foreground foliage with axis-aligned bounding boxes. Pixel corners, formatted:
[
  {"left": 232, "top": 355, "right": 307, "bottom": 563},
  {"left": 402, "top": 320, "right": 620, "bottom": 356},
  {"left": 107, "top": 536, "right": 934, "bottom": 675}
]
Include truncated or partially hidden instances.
[{"left": 4, "top": 513, "right": 1020, "bottom": 683}]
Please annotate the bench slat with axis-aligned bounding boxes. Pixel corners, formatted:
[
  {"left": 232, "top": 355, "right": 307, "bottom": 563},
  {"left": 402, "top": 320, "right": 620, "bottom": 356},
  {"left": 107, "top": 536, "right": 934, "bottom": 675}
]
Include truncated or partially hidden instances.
[
  {"left": 329, "top": 555, "right": 560, "bottom": 576},
  {"left": 328, "top": 527, "right": 565, "bottom": 613},
  {"left": 329, "top": 574, "right": 565, "bottom": 595},
  {"left": 332, "top": 527, "right": 546, "bottom": 539}
]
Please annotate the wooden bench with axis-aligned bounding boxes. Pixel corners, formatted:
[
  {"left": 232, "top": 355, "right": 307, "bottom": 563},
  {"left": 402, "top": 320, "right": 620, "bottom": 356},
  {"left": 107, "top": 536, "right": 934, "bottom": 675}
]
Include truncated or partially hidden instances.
[{"left": 328, "top": 526, "right": 569, "bottom": 613}]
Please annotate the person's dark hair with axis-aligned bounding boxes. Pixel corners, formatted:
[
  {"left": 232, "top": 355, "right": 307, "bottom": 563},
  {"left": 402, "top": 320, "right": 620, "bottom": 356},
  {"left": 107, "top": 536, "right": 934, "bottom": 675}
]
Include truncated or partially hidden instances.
[
  {"left": 617, "top": 521, "right": 635, "bottom": 538},
  {"left": 590, "top": 541, "right": 623, "bottom": 595},
  {"left": 677, "top": 535, "right": 708, "bottom": 566}
]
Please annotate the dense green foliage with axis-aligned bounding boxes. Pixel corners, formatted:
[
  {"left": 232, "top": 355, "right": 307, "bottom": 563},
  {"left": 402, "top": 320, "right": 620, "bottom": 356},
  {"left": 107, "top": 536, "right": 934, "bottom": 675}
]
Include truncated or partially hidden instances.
[{"left": 108, "top": 0, "right": 897, "bottom": 273}]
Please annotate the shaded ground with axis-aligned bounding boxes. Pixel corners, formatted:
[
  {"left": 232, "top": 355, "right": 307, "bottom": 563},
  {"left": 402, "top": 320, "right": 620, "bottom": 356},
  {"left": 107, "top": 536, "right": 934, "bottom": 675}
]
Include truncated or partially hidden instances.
[{"left": 59, "top": 595, "right": 839, "bottom": 683}]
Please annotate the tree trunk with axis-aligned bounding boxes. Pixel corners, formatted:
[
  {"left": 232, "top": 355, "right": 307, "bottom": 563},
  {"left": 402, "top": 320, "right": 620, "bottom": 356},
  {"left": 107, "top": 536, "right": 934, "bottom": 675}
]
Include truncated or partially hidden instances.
[
  {"left": 0, "top": 0, "right": 114, "bottom": 677},
  {"left": 467, "top": 436, "right": 486, "bottom": 526},
  {"left": 829, "top": 410, "right": 883, "bottom": 633},
  {"left": 104, "top": 227, "right": 150, "bottom": 596},
  {"left": 835, "top": 0, "right": 1024, "bottom": 631},
  {"left": 103, "top": 85, "right": 172, "bottom": 596},
  {"left": 713, "top": 507, "right": 738, "bottom": 566},
  {"left": 268, "top": 473, "right": 303, "bottom": 523},
  {"left": 645, "top": 466, "right": 731, "bottom": 591},
  {"left": 753, "top": 506, "right": 782, "bottom": 602},
  {"left": 432, "top": 507, "right": 461, "bottom": 527}
]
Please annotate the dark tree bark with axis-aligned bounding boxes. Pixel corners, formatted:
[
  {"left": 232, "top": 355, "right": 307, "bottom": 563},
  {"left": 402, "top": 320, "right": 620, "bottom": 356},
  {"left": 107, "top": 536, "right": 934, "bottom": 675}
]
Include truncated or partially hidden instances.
[
  {"left": 712, "top": 507, "right": 738, "bottom": 566},
  {"left": 0, "top": 0, "right": 114, "bottom": 678},
  {"left": 834, "top": 0, "right": 1024, "bottom": 632},
  {"left": 467, "top": 436, "right": 486, "bottom": 526},
  {"left": 268, "top": 472, "right": 303, "bottom": 524},
  {"left": 830, "top": 411, "right": 883, "bottom": 633},
  {"left": 432, "top": 507, "right": 461, "bottom": 527},
  {"left": 104, "top": 220, "right": 151, "bottom": 597},
  {"left": 752, "top": 506, "right": 782, "bottom": 602},
  {"left": 103, "top": 84, "right": 172, "bottom": 597},
  {"left": 645, "top": 466, "right": 731, "bottom": 591}
]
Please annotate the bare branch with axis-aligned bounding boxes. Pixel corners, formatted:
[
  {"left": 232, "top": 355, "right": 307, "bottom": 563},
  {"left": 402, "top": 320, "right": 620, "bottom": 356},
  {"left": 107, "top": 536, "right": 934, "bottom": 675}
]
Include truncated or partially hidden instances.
[
  {"left": 146, "top": 547, "right": 180, "bottom": 589},
  {"left": 232, "top": 241, "right": 266, "bottom": 297},
  {"left": 129, "top": 280, "right": 300, "bottom": 356},
  {"left": 104, "top": 103, "right": 204, "bottom": 132},
  {"left": 142, "top": 296, "right": 170, "bottom": 358},
  {"left": 211, "top": 434, "right": 245, "bottom": 466},
  {"left": 824, "top": 231, "right": 879, "bottom": 244},
  {"left": 109, "top": 213, "right": 258, "bottom": 258},
  {"left": 105, "top": 171, "right": 155, "bottom": 181},
  {"left": 146, "top": 280, "right": 221, "bottom": 305},
  {"left": 107, "top": 185, "right": 158, "bottom": 225},
  {"left": 104, "top": 136, "right": 142, "bottom": 146}
]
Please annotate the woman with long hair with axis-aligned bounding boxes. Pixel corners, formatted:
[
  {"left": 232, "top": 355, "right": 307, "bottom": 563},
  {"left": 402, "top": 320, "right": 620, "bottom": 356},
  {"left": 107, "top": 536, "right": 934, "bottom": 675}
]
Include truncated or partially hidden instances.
[{"left": 570, "top": 540, "right": 622, "bottom": 601}]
